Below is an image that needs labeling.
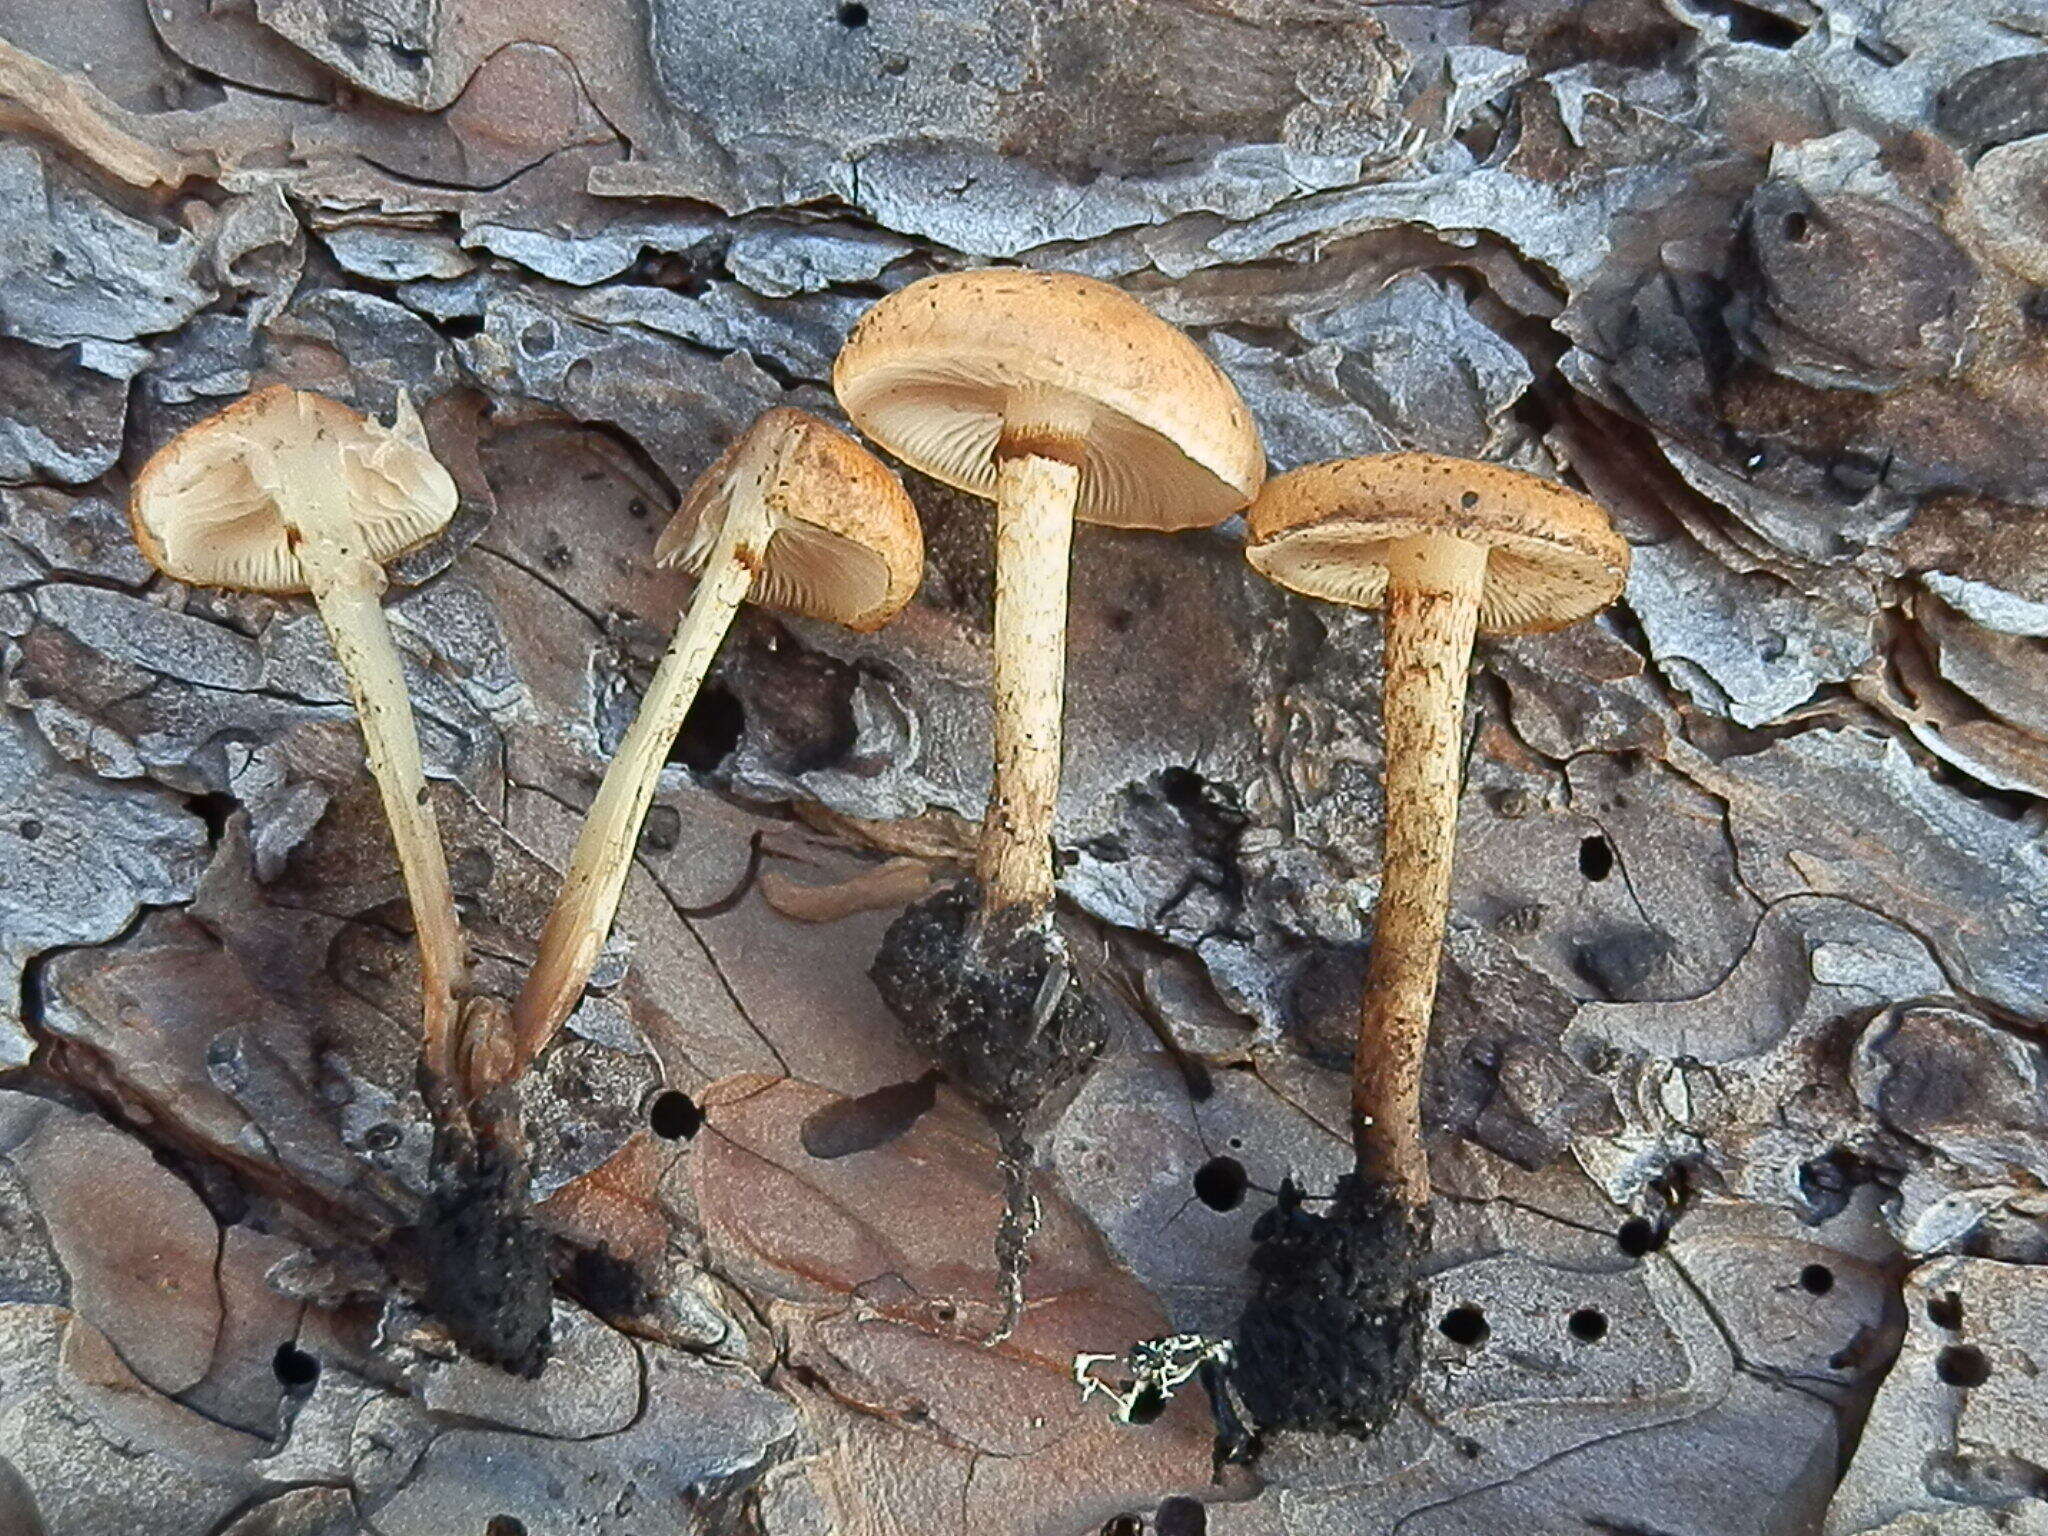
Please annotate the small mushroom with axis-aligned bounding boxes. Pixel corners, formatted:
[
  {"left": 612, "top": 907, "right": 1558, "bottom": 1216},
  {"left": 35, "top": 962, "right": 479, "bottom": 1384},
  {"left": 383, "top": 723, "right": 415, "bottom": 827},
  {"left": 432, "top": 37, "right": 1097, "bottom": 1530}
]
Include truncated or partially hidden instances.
[
  {"left": 129, "top": 386, "right": 468, "bottom": 1089},
  {"left": 507, "top": 407, "right": 922, "bottom": 1073},
  {"left": 836, "top": 269, "right": 1264, "bottom": 927},
  {"left": 835, "top": 269, "right": 1263, "bottom": 1337},
  {"left": 1232, "top": 453, "right": 1628, "bottom": 1442}
]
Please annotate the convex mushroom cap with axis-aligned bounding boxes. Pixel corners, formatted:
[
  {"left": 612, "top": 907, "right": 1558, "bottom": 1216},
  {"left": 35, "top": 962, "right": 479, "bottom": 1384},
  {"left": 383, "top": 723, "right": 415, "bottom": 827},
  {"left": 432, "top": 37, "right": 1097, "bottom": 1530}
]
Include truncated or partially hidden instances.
[
  {"left": 505, "top": 407, "right": 923, "bottom": 1080},
  {"left": 128, "top": 383, "right": 470, "bottom": 1107},
  {"left": 653, "top": 406, "right": 922, "bottom": 631},
  {"left": 1247, "top": 453, "right": 1629, "bottom": 631},
  {"left": 833, "top": 268, "right": 1265, "bottom": 530},
  {"left": 129, "top": 384, "right": 457, "bottom": 591}
]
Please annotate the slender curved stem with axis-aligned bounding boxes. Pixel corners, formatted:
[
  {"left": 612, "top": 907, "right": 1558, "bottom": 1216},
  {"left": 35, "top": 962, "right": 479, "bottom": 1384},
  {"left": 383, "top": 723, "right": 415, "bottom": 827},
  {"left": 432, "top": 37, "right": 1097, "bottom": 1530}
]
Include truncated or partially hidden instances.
[
  {"left": 300, "top": 540, "right": 467, "bottom": 1091},
  {"left": 1353, "top": 534, "right": 1486, "bottom": 1208},
  {"left": 508, "top": 493, "right": 775, "bottom": 1077},
  {"left": 976, "top": 451, "right": 1080, "bottom": 922}
]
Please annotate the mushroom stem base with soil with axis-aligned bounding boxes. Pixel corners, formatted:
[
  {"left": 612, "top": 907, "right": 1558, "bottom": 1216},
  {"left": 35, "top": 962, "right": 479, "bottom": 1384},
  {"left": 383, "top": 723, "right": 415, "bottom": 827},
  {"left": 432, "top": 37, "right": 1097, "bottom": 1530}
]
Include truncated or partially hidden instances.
[
  {"left": 869, "top": 879, "right": 1106, "bottom": 1341},
  {"left": 1228, "top": 1176, "right": 1430, "bottom": 1445},
  {"left": 415, "top": 1120, "right": 553, "bottom": 1377},
  {"left": 883, "top": 443, "right": 1086, "bottom": 1338},
  {"left": 298, "top": 534, "right": 468, "bottom": 1094},
  {"left": 975, "top": 447, "right": 1080, "bottom": 929},
  {"left": 509, "top": 490, "right": 776, "bottom": 1079}
]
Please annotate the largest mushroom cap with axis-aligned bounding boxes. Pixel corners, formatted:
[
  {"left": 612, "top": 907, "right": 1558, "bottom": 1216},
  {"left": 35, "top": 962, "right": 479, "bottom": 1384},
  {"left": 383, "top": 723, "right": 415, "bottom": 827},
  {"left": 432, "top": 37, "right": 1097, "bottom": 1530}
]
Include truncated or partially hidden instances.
[
  {"left": 1247, "top": 453, "right": 1630, "bottom": 635},
  {"left": 653, "top": 407, "right": 923, "bottom": 633},
  {"left": 832, "top": 269, "right": 1265, "bottom": 532},
  {"left": 128, "top": 385, "right": 458, "bottom": 594}
]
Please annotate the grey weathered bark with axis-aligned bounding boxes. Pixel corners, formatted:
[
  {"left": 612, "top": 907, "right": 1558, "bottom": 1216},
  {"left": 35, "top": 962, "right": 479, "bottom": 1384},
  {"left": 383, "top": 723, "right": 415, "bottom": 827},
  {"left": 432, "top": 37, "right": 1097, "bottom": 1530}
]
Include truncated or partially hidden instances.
[{"left": 1, "top": 1, "right": 2045, "bottom": 1532}]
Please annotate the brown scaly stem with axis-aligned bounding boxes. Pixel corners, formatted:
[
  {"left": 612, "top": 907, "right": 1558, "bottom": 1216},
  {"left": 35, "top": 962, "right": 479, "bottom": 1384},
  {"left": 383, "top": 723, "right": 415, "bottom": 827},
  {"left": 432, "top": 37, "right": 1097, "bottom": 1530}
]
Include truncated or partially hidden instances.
[{"left": 1351, "top": 534, "right": 1486, "bottom": 1205}]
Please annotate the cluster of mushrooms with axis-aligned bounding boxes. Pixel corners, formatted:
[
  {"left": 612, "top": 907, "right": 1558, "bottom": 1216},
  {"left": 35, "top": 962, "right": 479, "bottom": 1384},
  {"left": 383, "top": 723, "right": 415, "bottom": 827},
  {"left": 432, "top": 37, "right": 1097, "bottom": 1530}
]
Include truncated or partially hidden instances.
[{"left": 124, "top": 270, "right": 1628, "bottom": 1451}]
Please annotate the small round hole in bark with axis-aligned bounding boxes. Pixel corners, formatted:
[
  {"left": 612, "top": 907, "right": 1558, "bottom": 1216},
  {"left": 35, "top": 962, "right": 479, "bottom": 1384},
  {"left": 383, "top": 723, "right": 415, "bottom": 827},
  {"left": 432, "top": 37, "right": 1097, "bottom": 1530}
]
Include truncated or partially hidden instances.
[
  {"left": 186, "top": 790, "right": 235, "bottom": 838},
  {"left": 485, "top": 1520, "right": 527, "bottom": 1536},
  {"left": 668, "top": 682, "right": 745, "bottom": 771},
  {"left": 1155, "top": 1497, "right": 1207, "bottom": 1536},
  {"left": 272, "top": 1343, "right": 319, "bottom": 1388},
  {"left": 837, "top": 1, "right": 869, "bottom": 23},
  {"left": 1567, "top": 1307, "right": 1608, "bottom": 1343},
  {"left": 1799, "top": 1263, "right": 1835, "bottom": 1296},
  {"left": 1927, "top": 1292, "right": 1964, "bottom": 1330},
  {"left": 1102, "top": 1519, "right": 1143, "bottom": 1536},
  {"left": 1578, "top": 835, "right": 1615, "bottom": 880},
  {"left": 17, "top": 819, "right": 40, "bottom": 840},
  {"left": 1616, "top": 1217, "right": 1662, "bottom": 1257},
  {"left": 1439, "top": 1305, "right": 1489, "bottom": 1346},
  {"left": 1193, "top": 1155, "right": 1248, "bottom": 1211},
  {"left": 1936, "top": 1344, "right": 1990, "bottom": 1388},
  {"left": 1158, "top": 764, "right": 1202, "bottom": 808},
  {"left": 648, "top": 1089, "right": 703, "bottom": 1141}
]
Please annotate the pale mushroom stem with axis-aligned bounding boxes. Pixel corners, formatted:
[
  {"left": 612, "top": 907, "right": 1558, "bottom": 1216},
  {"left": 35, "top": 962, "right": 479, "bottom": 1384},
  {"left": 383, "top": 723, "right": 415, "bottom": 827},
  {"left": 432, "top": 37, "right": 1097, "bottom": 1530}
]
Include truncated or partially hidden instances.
[
  {"left": 976, "top": 449, "right": 1081, "bottom": 925},
  {"left": 509, "top": 492, "right": 777, "bottom": 1078},
  {"left": 1354, "top": 534, "right": 1488, "bottom": 1209},
  {"left": 297, "top": 538, "right": 468, "bottom": 1092}
]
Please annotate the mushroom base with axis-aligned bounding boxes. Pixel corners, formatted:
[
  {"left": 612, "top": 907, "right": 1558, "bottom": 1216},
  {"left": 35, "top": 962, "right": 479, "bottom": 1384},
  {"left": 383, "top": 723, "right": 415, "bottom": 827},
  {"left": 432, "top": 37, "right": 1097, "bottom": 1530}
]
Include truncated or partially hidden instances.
[
  {"left": 868, "top": 880, "right": 1106, "bottom": 1121},
  {"left": 416, "top": 1139, "right": 554, "bottom": 1377},
  {"left": 1227, "top": 1174, "right": 1428, "bottom": 1449}
]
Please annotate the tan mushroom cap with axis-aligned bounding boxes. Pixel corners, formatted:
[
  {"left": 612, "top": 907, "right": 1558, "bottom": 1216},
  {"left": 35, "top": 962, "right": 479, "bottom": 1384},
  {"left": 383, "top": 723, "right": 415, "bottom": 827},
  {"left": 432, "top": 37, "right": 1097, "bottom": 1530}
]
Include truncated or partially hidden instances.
[
  {"left": 129, "top": 385, "right": 458, "bottom": 594},
  {"left": 832, "top": 269, "right": 1264, "bottom": 532},
  {"left": 654, "top": 407, "right": 923, "bottom": 633},
  {"left": 1247, "top": 453, "right": 1630, "bottom": 635}
]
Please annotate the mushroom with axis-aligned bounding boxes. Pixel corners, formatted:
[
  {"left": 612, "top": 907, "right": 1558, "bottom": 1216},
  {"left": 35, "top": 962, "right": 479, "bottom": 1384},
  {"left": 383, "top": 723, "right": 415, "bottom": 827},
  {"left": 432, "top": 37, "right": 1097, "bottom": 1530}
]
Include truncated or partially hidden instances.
[
  {"left": 507, "top": 407, "right": 922, "bottom": 1074},
  {"left": 1232, "top": 452, "right": 1628, "bottom": 1442},
  {"left": 835, "top": 269, "right": 1265, "bottom": 930},
  {"left": 834, "top": 269, "right": 1263, "bottom": 1337},
  {"left": 128, "top": 385, "right": 468, "bottom": 1090}
]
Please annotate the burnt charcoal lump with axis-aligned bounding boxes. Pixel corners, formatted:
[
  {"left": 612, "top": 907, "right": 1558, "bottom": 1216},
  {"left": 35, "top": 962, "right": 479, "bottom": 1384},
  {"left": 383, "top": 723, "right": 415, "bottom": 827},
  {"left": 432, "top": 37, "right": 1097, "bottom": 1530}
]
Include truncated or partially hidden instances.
[{"left": 1230, "top": 1175, "right": 1428, "bottom": 1442}]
